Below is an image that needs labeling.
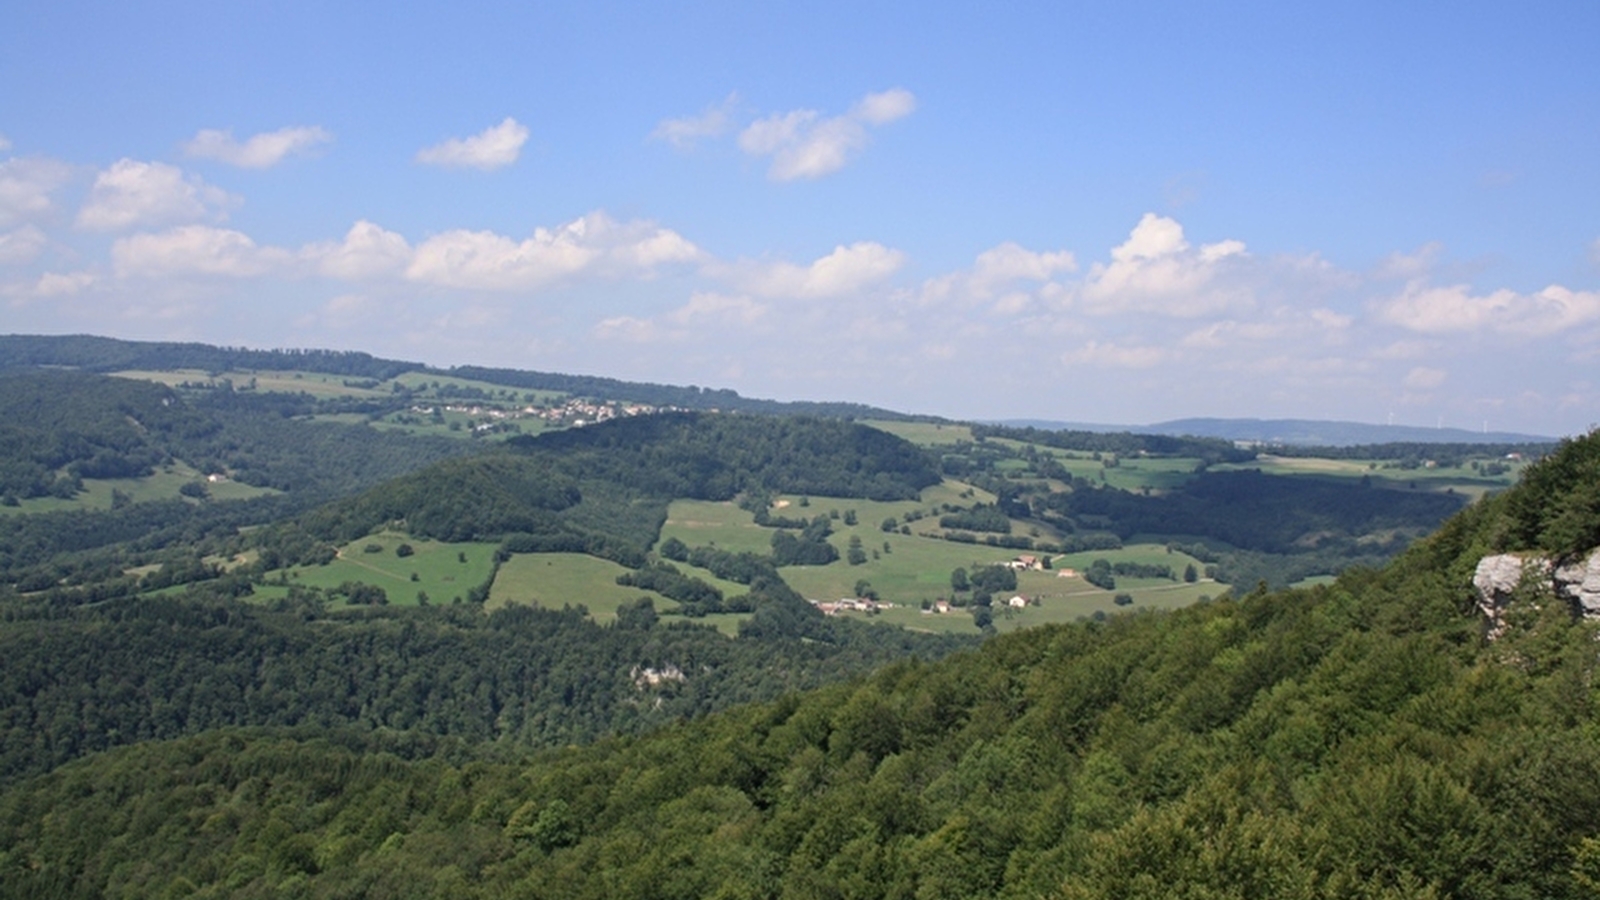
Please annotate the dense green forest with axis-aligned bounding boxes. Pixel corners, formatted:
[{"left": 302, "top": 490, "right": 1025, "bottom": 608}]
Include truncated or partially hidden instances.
[
  {"left": 0, "top": 591, "right": 970, "bottom": 786},
  {"left": 2, "top": 335, "right": 1587, "bottom": 898},
  {"left": 2, "top": 428, "right": 1598, "bottom": 897}
]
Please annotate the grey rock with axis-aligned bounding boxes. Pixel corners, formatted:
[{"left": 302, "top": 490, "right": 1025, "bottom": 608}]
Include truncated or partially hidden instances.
[
  {"left": 1473, "top": 548, "right": 1600, "bottom": 638},
  {"left": 1555, "top": 549, "right": 1600, "bottom": 616}
]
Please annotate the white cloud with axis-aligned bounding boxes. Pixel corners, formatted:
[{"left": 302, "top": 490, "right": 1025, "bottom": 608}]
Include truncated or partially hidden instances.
[
  {"left": 1403, "top": 366, "right": 1448, "bottom": 390},
  {"left": 416, "top": 118, "right": 529, "bottom": 171},
  {"left": 651, "top": 94, "right": 738, "bottom": 149},
  {"left": 851, "top": 88, "right": 917, "bottom": 125},
  {"left": 1061, "top": 340, "right": 1168, "bottom": 369},
  {"left": 595, "top": 292, "right": 769, "bottom": 345},
  {"left": 0, "top": 156, "right": 73, "bottom": 227},
  {"left": 183, "top": 126, "right": 333, "bottom": 168},
  {"left": 1374, "top": 242, "right": 1444, "bottom": 280},
  {"left": 407, "top": 212, "right": 700, "bottom": 291},
  {"left": 0, "top": 225, "right": 47, "bottom": 265},
  {"left": 1310, "top": 308, "right": 1353, "bottom": 330},
  {"left": 302, "top": 220, "right": 413, "bottom": 280},
  {"left": 34, "top": 270, "right": 97, "bottom": 296},
  {"left": 1371, "top": 339, "right": 1436, "bottom": 361},
  {"left": 77, "top": 159, "right": 234, "bottom": 231},
  {"left": 723, "top": 241, "right": 905, "bottom": 298},
  {"left": 112, "top": 225, "right": 291, "bottom": 278},
  {"left": 295, "top": 293, "right": 383, "bottom": 329},
  {"left": 913, "top": 241, "right": 1077, "bottom": 317},
  {"left": 738, "top": 88, "right": 916, "bottom": 181},
  {"left": 1377, "top": 281, "right": 1600, "bottom": 336},
  {"left": 1080, "top": 213, "right": 1252, "bottom": 316}
]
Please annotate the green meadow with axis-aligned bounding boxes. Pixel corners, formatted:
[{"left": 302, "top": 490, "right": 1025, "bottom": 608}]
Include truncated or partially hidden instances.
[
  {"left": 113, "top": 368, "right": 393, "bottom": 399},
  {"left": 0, "top": 461, "right": 278, "bottom": 516},
  {"left": 1214, "top": 453, "right": 1526, "bottom": 501},
  {"left": 390, "top": 371, "right": 567, "bottom": 405},
  {"left": 267, "top": 533, "right": 499, "bottom": 607},
  {"left": 487, "top": 552, "right": 677, "bottom": 621},
  {"left": 862, "top": 420, "right": 976, "bottom": 446}
]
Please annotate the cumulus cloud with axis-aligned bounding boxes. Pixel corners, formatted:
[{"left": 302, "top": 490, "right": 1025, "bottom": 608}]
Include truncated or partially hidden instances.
[
  {"left": 0, "top": 156, "right": 74, "bottom": 227},
  {"left": 1061, "top": 340, "right": 1167, "bottom": 369},
  {"left": 1404, "top": 366, "right": 1448, "bottom": 390},
  {"left": 416, "top": 118, "right": 529, "bottom": 170},
  {"left": 77, "top": 160, "right": 234, "bottom": 231},
  {"left": 112, "top": 225, "right": 291, "bottom": 278},
  {"left": 1080, "top": 213, "right": 1251, "bottom": 316},
  {"left": 1374, "top": 242, "right": 1444, "bottom": 280},
  {"left": 0, "top": 225, "right": 47, "bottom": 265},
  {"left": 295, "top": 293, "right": 383, "bottom": 330},
  {"left": 34, "top": 270, "right": 97, "bottom": 296},
  {"left": 651, "top": 93, "right": 738, "bottom": 149},
  {"left": 596, "top": 292, "right": 769, "bottom": 344},
  {"left": 407, "top": 212, "right": 700, "bottom": 291},
  {"left": 738, "top": 88, "right": 916, "bottom": 180},
  {"left": 302, "top": 220, "right": 413, "bottom": 280},
  {"left": 721, "top": 241, "right": 905, "bottom": 298},
  {"left": 851, "top": 88, "right": 917, "bottom": 125},
  {"left": 184, "top": 126, "right": 333, "bottom": 168},
  {"left": 917, "top": 242, "right": 1077, "bottom": 313},
  {"left": 1377, "top": 281, "right": 1600, "bottom": 336}
]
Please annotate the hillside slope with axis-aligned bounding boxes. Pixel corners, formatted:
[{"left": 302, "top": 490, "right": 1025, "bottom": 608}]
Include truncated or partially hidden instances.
[{"left": 3, "top": 433, "right": 1597, "bottom": 896}]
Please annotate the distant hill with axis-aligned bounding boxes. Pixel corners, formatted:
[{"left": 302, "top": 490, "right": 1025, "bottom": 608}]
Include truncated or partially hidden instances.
[
  {"left": 0, "top": 333, "right": 917, "bottom": 421},
  {"left": 997, "top": 416, "right": 1555, "bottom": 446}
]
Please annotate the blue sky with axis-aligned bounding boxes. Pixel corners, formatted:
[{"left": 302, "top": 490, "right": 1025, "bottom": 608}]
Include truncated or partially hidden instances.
[{"left": 2, "top": 1, "right": 1597, "bottom": 436}]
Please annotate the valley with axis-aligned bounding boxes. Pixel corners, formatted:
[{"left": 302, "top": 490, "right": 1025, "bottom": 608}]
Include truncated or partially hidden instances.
[{"left": 0, "top": 333, "right": 1590, "bottom": 899}]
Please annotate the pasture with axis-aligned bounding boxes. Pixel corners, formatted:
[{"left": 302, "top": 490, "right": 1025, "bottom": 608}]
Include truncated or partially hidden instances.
[
  {"left": 273, "top": 533, "right": 499, "bottom": 607},
  {"left": 488, "top": 552, "right": 679, "bottom": 622},
  {"left": 863, "top": 420, "right": 975, "bottom": 446},
  {"left": 114, "top": 368, "right": 392, "bottom": 399},
  {"left": 1215, "top": 454, "right": 1527, "bottom": 501},
  {"left": 0, "top": 461, "right": 277, "bottom": 516}
]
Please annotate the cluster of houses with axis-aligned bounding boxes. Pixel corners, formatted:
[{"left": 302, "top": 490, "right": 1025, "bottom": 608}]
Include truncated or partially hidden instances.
[
  {"left": 1008, "top": 553, "right": 1081, "bottom": 579},
  {"left": 408, "top": 398, "right": 678, "bottom": 432},
  {"left": 925, "top": 594, "right": 1036, "bottom": 615},
  {"left": 811, "top": 598, "right": 897, "bottom": 615}
]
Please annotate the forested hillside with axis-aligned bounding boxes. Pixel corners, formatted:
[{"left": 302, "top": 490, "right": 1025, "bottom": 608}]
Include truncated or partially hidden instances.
[
  {"left": 0, "top": 370, "right": 482, "bottom": 592},
  {"left": 2, "top": 420, "right": 1597, "bottom": 895},
  {"left": 0, "top": 593, "right": 970, "bottom": 786},
  {"left": 0, "top": 334, "right": 915, "bottom": 420}
]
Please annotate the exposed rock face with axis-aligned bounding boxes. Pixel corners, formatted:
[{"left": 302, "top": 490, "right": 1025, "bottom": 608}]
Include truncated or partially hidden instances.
[
  {"left": 1555, "top": 550, "right": 1600, "bottom": 616},
  {"left": 1473, "top": 548, "right": 1600, "bottom": 637}
]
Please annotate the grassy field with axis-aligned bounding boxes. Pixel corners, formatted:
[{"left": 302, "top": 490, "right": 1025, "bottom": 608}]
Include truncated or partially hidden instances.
[
  {"left": 113, "top": 369, "right": 394, "bottom": 399},
  {"left": 862, "top": 420, "right": 975, "bottom": 447},
  {"left": 864, "top": 576, "right": 1220, "bottom": 635},
  {"left": 0, "top": 461, "right": 278, "bottom": 516},
  {"left": 1214, "top": 454, "right": 1526, "bottom": 501},
  {"left": 390, "top": 371, "right": 567, "bottom": 405},
  {"left": 115, "top": 367, "right": 573, "bottom": 405},
  {"left": 487, "top": 552, "right": 680, "bottom": 621},
  {"left": 268, "top": 533, "right": 500, "bottom": 607}
]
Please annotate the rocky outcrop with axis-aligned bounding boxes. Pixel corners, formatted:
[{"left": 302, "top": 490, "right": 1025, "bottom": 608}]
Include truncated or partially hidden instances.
[
  {"left": 1473, "top": 548, "right": 1600, "bottom": 637},
  {"left": 1555, "top": 551, "right": 1600, "bottom": 616}
]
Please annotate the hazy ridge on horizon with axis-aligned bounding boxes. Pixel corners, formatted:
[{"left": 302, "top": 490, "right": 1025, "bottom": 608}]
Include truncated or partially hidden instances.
[{"left": 993, "top": 416, "right": 1558, "bottom": 447}]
